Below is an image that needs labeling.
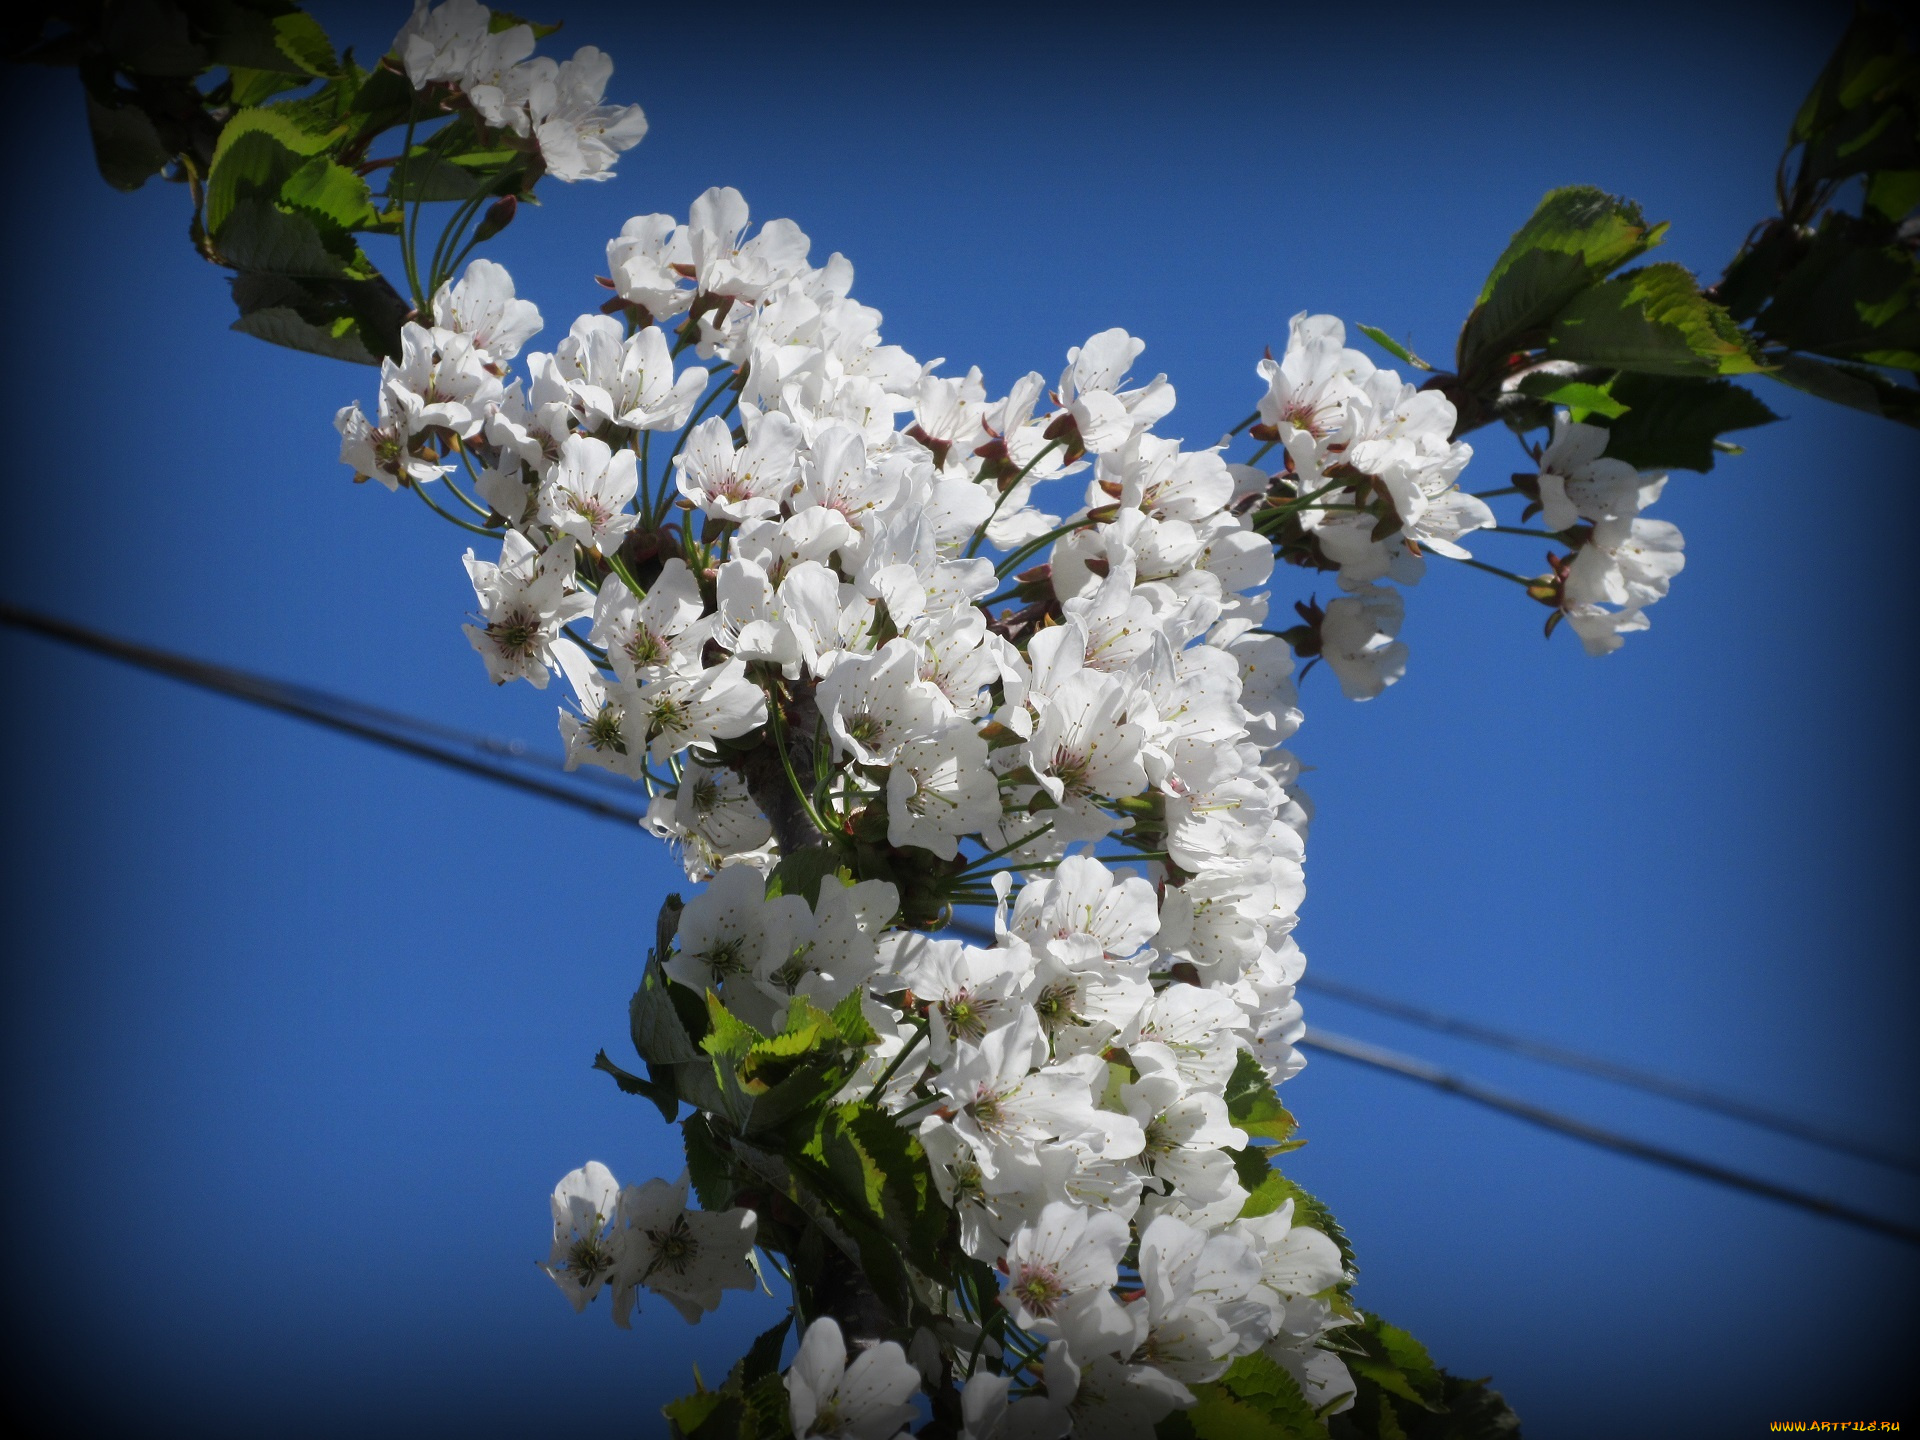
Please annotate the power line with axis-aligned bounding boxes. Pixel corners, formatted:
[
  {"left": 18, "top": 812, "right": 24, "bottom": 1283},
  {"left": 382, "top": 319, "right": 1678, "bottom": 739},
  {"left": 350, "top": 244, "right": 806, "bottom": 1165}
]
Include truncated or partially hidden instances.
[
  {"left": 9, "top": 602, "right": 1916, "bottom": 1247},
  {"left": 0, "top": 602, "right": 651, "bottom": 829},
  {"left": 1300, "top": 1027, "right": 1920, "bottom": 1249},
  {"left": 1295, "top": 972, "right": 1920, "bottom": 1177},
  {"left": 945, "top": 919, "right": 1920, "bottom": 1247}
]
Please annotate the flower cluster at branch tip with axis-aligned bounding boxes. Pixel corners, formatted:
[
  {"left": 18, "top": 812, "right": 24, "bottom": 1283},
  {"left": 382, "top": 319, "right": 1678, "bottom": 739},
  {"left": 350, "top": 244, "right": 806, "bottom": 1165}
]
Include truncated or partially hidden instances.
[
  {"left": 333, "top": 179, "right": 1414, "bottom": 1435},
  {"left": 541, "top": 1163, "right": 757, "bottom": 1327},
  {"left": 1530, "top": 416, "right": 1685, "bottom": 653},
  {"left": 392, "top": 0, "right": 645, "bottom": 181}
]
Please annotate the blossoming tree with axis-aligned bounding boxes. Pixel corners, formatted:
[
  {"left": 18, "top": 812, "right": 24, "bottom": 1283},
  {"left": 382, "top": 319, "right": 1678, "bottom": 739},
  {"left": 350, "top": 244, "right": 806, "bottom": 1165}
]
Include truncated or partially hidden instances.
[{"left": 19, "top": 2, "right": 1916, "bottom": 1437}]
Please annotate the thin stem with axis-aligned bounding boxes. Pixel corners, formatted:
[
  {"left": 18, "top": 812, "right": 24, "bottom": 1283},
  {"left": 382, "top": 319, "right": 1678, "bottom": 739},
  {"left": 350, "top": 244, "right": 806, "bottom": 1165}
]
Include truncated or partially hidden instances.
[
  {"left": 994, "top": 517, "right": 1089, "bottom": 579},
  {"left": 440, "top": 449, "right": 496, "bottom": 519},
  {"left": 606, "top": 551, "right": 646, "bottom": 599},
  {"left": 1447, "top": 555, "right": 1538, "bottom": 586},
  {"left": 863, "top": 1025, "right": 927, "bottom": 1104},
  {"left": 638, "top": 429, "right": 653, "bottom": 524},
  {"left": 764, "top": 684, "right": 833, "bottom": 837},
  {"left": 1471, "top": 486, "right": 1521, "bottom": 499},
  {"left": 428, "top": 188, "right": 489, "bottom": 298},
  {"left": 562, "top": 625, "right": 609, "bottom": 661},
  {"left": 396, "top": 105, "right": 425, "bottom": 310},
  {"left": 965, "top": 438, "right": 1065, "bottom": 558},
  {"left": 1246, "top": 438, "right": 1278, "bottom": 467},
  {"left": 1225, "top": 409, "right": 1261, "bottom": 437},
  {"left": 411, "top": 478, "right": 504, "bottom": 536},
  {"left": 961, "top": 821, "right": 1055, "bottom": 873},
  {"left": 1489, "top": 525, "right": 1565, "bottom": 540}
]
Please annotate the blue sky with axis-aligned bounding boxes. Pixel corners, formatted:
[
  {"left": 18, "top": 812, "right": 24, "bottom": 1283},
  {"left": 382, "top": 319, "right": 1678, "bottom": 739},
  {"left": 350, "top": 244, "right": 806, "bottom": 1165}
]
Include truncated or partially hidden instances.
[{"left": 2, "top": 1, "right": 1915, "bottom": 1434}]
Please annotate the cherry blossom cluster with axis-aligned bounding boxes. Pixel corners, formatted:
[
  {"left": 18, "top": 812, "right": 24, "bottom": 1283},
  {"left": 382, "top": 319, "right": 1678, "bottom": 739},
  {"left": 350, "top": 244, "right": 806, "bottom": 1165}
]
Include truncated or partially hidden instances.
[
  {"left": 541, "top": 1163, "right": 759, "bottom": 1327},
  {"left": 1243, "top": 317, "right": 1684, "bottom": 694},
  {"left": 392, "top": 0, "right": 646, "bottom": 182},
  {"left": 332, "top": 183, "right": 1387, "bottom": 1434},
  {"left": 1528, "top": 418, "right": 1685, "bottom": 654}
]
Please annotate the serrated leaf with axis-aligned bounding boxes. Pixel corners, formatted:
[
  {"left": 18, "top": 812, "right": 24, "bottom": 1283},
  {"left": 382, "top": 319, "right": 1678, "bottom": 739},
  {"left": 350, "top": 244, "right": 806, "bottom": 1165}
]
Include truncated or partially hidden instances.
[
  {"left": 206, "top": 107, "right": 336, "bottom": 234},
  {"left": 828, "top": 988, "right": 878, "bottom": 1048},
  {"left": 1185, "top": 1382, "right": 1322, "bottom": 1440},
  {"left": 663, "top": 1387, "right": 740, "bottom": 1440},
  {"left": 1789, "top": 10, "right": 1920, "bottom": 193},
  {"left": 387, "top": 151, "right": 484, "bottom": 202},
  {"left": 1357, "top": 325, "right": 1432, "bottom": 371},
  {"left": 1514, "top": 373, "right": 1629, "bottom": 420},
  {"left": 1768, "top": 352, "right": 1920, "bottom": 426},
  {"left": 216, "top": 197, "right": 356, "bottom": 278},
  {"left": 84, "top": 93, "right": 172, "bottom": 191},
  {"left": 681, "top": 1112, "right": 734, "bottom": 1211},
  {"left": 230, "top": 305, "right": 378, "bottom": 363},
  {"left": 1457, "top": 186, "right": 1664, "bottom": 379},
  {"left": 766, "top": 846, "right": 852, "bottom": 907},
  {"left": 1217, "top": 1350, "right": 1326, "bottom": 1433},
  {"left": 1753, "top": 212, "right": 1920, "bottom": 366},
  {"left": 229, "top": 67, "right": 310, "bottom": 107},
  {"left": 591, "top": 1048, "right": 677, "bottom": 1123},
  {"left": 1241, "top": 1170, "right": 1354, "bottom": 1277},
  {"left": 1549, "top": 263, "right": 1766, "bottom": 376},
  {"left": 632, "top": 963, "right": 702, "bottom": 1066},
  {"left": 740, "top": 1318, "right": 791, "bottom": 1383},
  {"left": 1225, "top": 1049, "right": 1297, "bottom": 1145},
  {"left": 272, "top": 12, "right": 339, "bottom": 76},
  {"left": 280, "top": 156, "right": 375, "bottom": 230},
  {"left": 1593, "top": 374, "right": 1779, "bottom": 471},
  {"left": 702, "top": 993, "right": 764, "bottom": 1058}
]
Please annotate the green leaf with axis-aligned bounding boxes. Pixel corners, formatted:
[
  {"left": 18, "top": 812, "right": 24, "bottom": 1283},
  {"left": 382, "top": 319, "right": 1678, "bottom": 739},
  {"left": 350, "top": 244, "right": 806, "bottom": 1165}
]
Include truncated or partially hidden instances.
[
  {"left": 229, "top": 304, "right": 377, "bottom": 362},
  {"left": 83, "top": 93, "right": 173, "bottom": 191},
  {"left": 740, "top": 1318, "right": 791, "bottom": 1383},
  {"left": 1788, "top": 10, "right": 1920, "bottom": 195},
  {"left": 631, "top": 962, "right": 702, "bottom": 1066},
  {"left": 1867, "top": 169, "right": 1920, "bottom": 222},
  {"left": 271, "top": 11, "right": 339, "bottom": 76},
  {"left": 1241, "top": 1170, "right": 1354, "bottom": 1277},
  {"left": 279, "top": 156, "right": 376, "bottom": 230},
  {"left": 766, "top": 846, "right": 852, "bottom": 907},
  {"left": 1592, "top": 374, "right": 1779, "bottom": 471},
  {"left": 205, "top": 107, "right": 337, "bottom": 234},
  {"left": 828, "top": 987, "right": 878, "bottom": 1048},
  {"left": 591, "top": 1048, "right": 677, "bottom": 1123},
  {"left": 489, "top": 8, "right": 565, "bottom": 39},
  {"left": 1191, "top": 1351, "right": 1327, "bottom": 1438},
  {"left": 681, "top": 1112, "right": 734, "bottom": 1211},
  {"left": 1327, "top": 1313, "right": 1521, "bottom": 1440},
  {"left": 663, "top": 1387, "right": 741, "bottom": 1440},
  {"left": 1185, "top": 1370, "right": 1324, "bottom": 1440},
  {"left": 226, "top": 270, "right": 406, "bottom": 365},
  {"left": 1549, "top": 262, "right": 1767, "bottom": 376},
  {"left": 1752, "top": 212, "right": 1920, "bottom": 367},
  {"left": 216, "top": 197, "right": 356, "bottom": 278},
  {"left": 1357, "top": 326, "right": 1433, "bottom": 372},
  {"left": 1768, "top": 352, "right": 1920, "bottom": 426},
  {"left": 229, "top": 67, "right": 310, "bottom": 107},
  {"left": 1225, "top": 1049, "right": 1298, "bottom": 1146},
  {"left": 702, "top": 993, "right": 765, "bottom": 1059},
  {"left": 387, "top": 151, "right": 485, "bottom": 202},
  {"left": 1514, "top": 372, "right": 1629, "bottom": 420},
  {"left": 1456, "top": 186, "right": 1665, "bottom": 380}
]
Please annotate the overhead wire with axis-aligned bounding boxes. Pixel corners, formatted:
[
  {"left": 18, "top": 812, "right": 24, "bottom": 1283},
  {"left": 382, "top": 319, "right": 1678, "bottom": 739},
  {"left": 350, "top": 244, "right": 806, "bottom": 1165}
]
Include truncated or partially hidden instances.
[
  {"left": 946, "top": 916, "right": 1920, "bottom": 1247},
  {"left": 7, "top": 602, "right": 1916, "bottom": 1247},
  {"left": 1295, "top": 972, "right": 1920, "bottom": 1177},
  {"left": 0, "top": 602, "right": 650, "bottom": 829},
  {"left": 1300, "top": 1027, "right": 1920, "bottom": 1249}
]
